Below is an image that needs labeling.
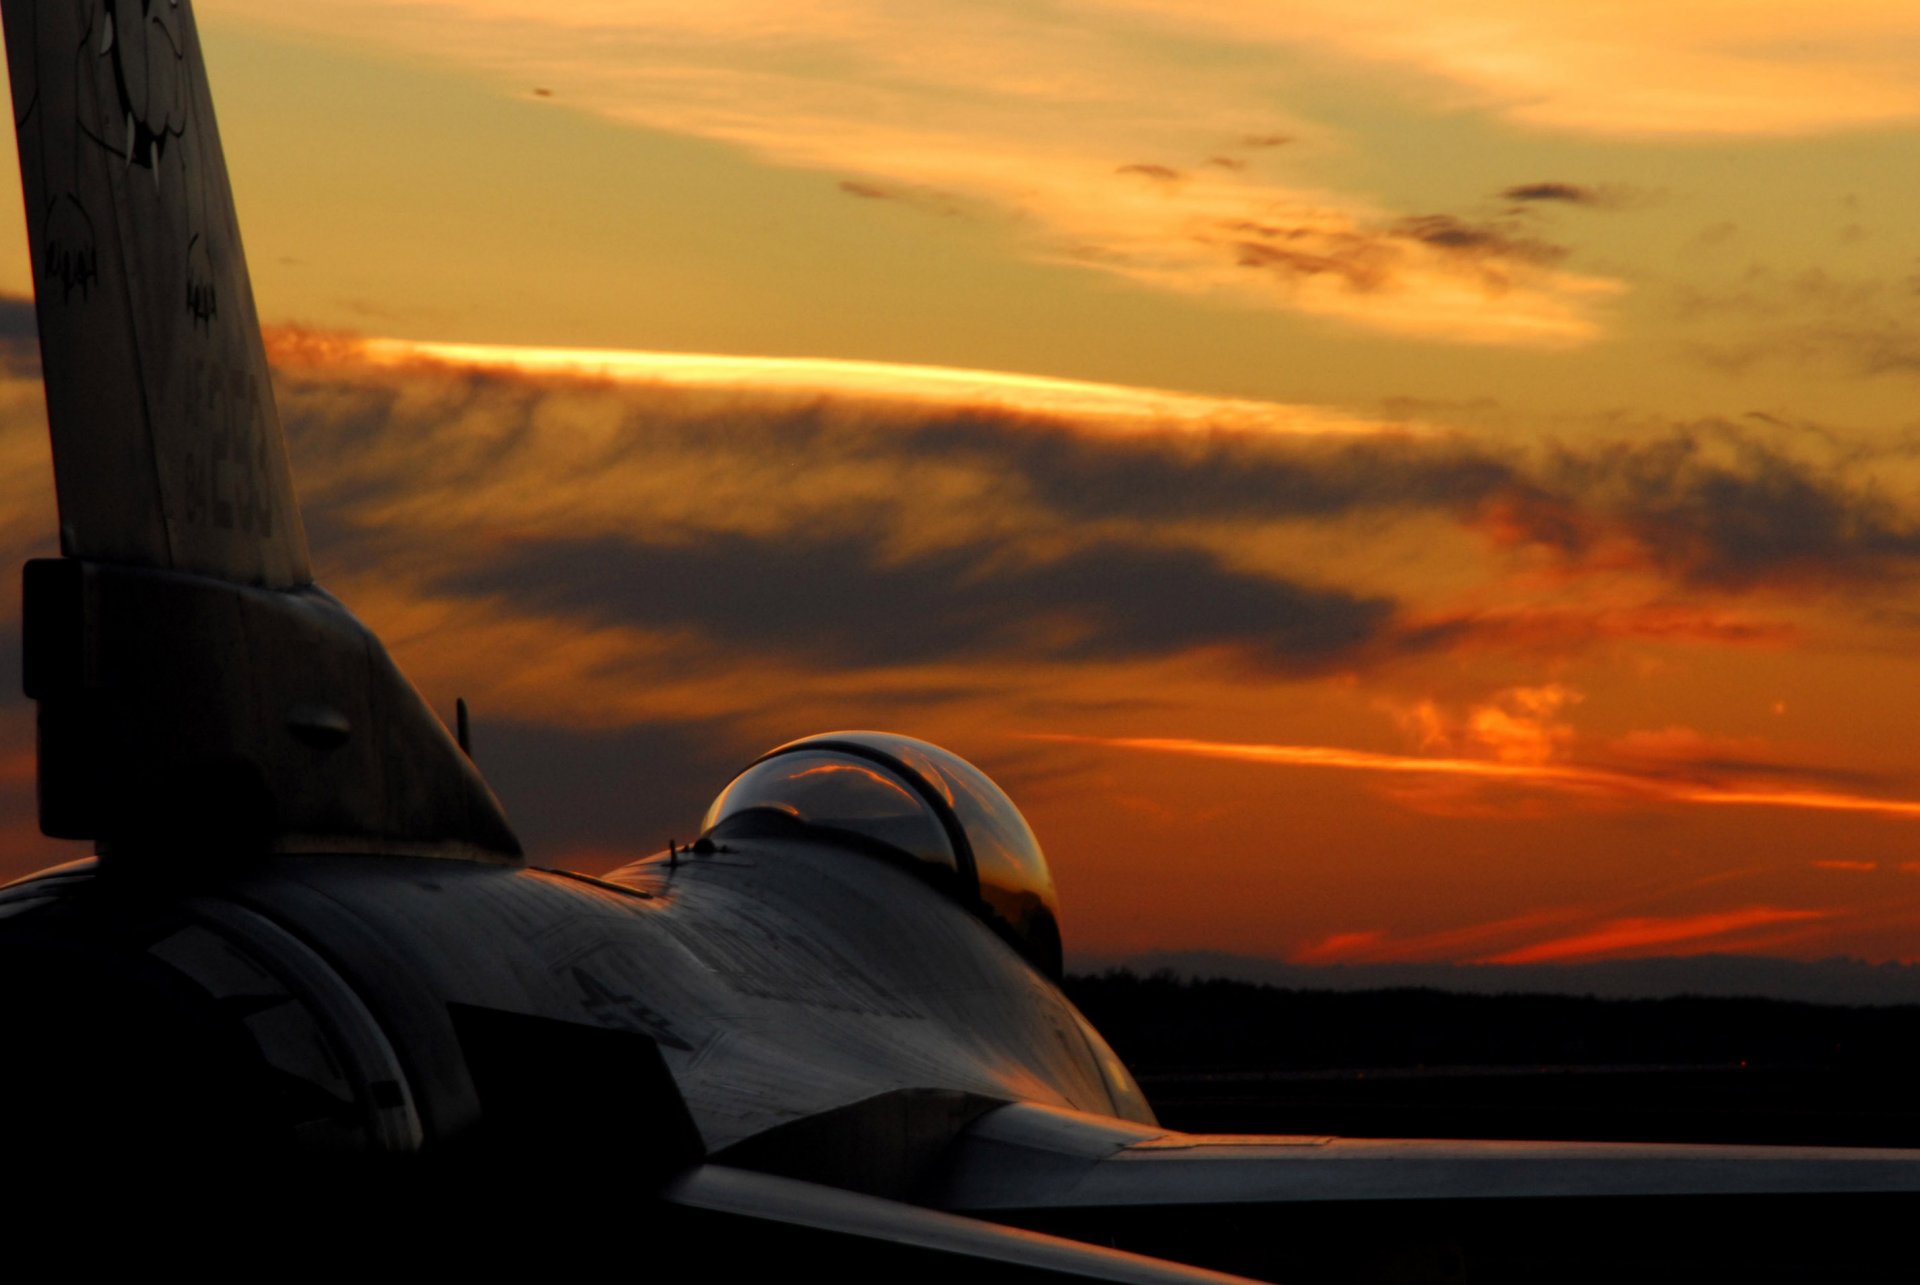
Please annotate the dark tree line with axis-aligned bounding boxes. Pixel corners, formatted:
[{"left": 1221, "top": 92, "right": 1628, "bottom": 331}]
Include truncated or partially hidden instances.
[{"left": 1063, "top": 969, "right": 1920, "bottom": 1073}]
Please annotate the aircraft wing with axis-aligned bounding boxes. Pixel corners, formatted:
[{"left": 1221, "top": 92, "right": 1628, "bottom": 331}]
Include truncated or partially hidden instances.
[
  {"left": 664, "top": 1164, "right": 1264, "bottom": 1284},
  {"left": 913, "top": 1103, "right": 1920, "bottom": 1279},
  {"left": 931, "top": 1102, "right": 1920, "bottom": 1210},
  {"left": 668, "top": 1100, "right": 1920, "bottom": 1281}
]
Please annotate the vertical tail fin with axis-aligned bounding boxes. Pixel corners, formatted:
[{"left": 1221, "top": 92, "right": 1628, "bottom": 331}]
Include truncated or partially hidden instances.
[
  {"left": 5, "top": 2, "right": 519, "bottom": 862},
  {"left": 6, "top": 0, "right": 308, "bottom": 585}
]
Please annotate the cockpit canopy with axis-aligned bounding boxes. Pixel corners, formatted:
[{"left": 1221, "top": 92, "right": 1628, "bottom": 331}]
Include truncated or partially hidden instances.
[{"left": 701, "top": 732, "right": 1062, "bottom": 978}]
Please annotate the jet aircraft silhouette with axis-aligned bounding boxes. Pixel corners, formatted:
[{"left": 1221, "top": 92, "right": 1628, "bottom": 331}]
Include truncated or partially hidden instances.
[{"left": 1, "top": 3, "right": 1915, "bottom": 1279}]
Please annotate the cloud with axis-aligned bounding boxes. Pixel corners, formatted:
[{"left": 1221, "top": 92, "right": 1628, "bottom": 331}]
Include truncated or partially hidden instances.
[
  {"left": 13, "top": 320, "right": 1920, "bottom": 876},
  {"left": 899, "top": 417, "right": 1513, "bottom": 525},
  {"left": 1423, "top": 605, "right": 1796, "bottom": 654},
  {"left": 6, "top": 302, "right": 1920, "bottom": 953},
  {"left": 441, "top": 529, "right": 1400, "bottom": 672},
  {"left": 1606, "top": 726, "right": 1885, "bottom": 791},
  {"left": 341, "top": 333, "right": 1402, "bottom": 437},
  {"left": 1675, "top": 266, "right": 1920, "bottom": 381},
  {"left": 1291, "top": 908, "right": 1579, "bottom": 964},
  {"left": 277, "top": 331, "right": 1920, "bottom": 635},
  {"left": 220, "top": 0, "right": 1623, "bottom": 345},
  {"left": 1036, "top": 731, "right": 1920, "bottom": 823},
  {"left": 1080, "top": 0, "right": 1920, "bottom": 138},
  {"left": 252, "top": 333, "right": 1495, "bottom": 750},
  {"left": 1115, "top": 163, "right": 1182, "bottom": 184},
  {"left": 1389, "top": 683, "right": 1582, "bottom": 766},
  {"left": 836, "top": 178, "right": 970, "bottom": 217},
  {"left": 1498, "top": 182, "right": 1647, "bottom": 211},
  {"left": 1694, "top": 318, "right": 1920, "bottom": 383},
  {"left": 1478, "top": 908, "right": 1831, "bottom": 965},
  {"left": 1491, "top": 427, "right": 1920, "bottom": 590},
  {"left": 1186, "top": 212, "right": 1611, "bottom": 341},
  {"left": 1289, "top": 900, "right": 1838, "bottom": 967},
  {"left": 1391, "top": 214, "right": 1566, "bottom": 265},
  {"left": 1502, "top": 183, "right": 1601, "bottom": 206}
]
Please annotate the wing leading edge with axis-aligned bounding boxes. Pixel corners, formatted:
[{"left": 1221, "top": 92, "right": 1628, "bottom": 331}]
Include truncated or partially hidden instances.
[
  {"left": 666, "top": 1165, "right": 1265, "bottom": 1285},
  {"left": 925, "top": 1104, "right": 1920, "bottom": 1279},
  {"left": 932, "top": 1103, "right": 1920, "bottom": 1210}
]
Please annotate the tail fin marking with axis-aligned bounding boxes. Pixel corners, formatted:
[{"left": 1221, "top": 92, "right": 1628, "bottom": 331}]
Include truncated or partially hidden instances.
[{"left": 5, "top": 0, "right": 309, "bottom": 586}]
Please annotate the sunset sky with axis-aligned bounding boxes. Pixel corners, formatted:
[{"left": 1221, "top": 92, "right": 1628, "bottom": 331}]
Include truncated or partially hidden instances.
[{"left": 6, "top": 2, "right": 1920, "bottom": 973}]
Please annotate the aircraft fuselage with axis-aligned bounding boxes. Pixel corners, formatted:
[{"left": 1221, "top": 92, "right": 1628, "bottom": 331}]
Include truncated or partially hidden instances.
[{"left": 0, "top": 836, "right": 1151, "bottom": 1165}]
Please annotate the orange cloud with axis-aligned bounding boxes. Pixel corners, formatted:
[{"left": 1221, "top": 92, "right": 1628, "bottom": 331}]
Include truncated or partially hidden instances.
[
  {"left": 1812, "top": 860, "right": 1877, "bottom": 872},
  {"left": 1290, "top": 930, "right": 1387, "bottom": 964},
  {"left": 1469, "top": 684, "right": 1579, "bottom": 766},
  {"left": 1479, "top": 907, "right": 1831, "bottom": 965},
  {"left": 1037, "top": 732, "right": 1920, "bottom": 822},
  {"left": 1383, "top": 685, "right": 1582, "bottom": 767},
  {"left": 1291, "top": 908, "right": 1581, "bottom": 964}
]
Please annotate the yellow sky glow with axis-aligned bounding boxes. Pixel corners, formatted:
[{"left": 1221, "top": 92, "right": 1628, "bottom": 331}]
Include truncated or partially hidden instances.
[{"left": 352, "top": 335, "right": 1407, "bottom": 437}]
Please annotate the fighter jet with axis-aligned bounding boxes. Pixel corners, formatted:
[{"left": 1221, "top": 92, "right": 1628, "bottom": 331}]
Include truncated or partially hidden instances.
[{"left": 0, "top": 3, "right": 1914, "bottom": 1279}]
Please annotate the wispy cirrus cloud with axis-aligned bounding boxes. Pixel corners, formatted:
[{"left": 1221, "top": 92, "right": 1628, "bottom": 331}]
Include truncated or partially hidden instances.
[
  {"left": 274, "top": 331, "right": 1920, "bottom": 658},
  {"left": 1035, "top": 729, "right": 1920, "bottom": 823},
  {"left": 1085, "top": 0, "right": 1920, "bottom": 138},
  {"left": 325, "top": 333, "right": 1920, "bottom": 598},
  {"left": 347, "top": 334, "right": 1402, "bottom": 437},
  {"left": 1291, "top": 907, "right": 1581, "bottom": 964},
  {"left": 1490, "top": 429, "right": 1920, "bottom": 591},
  {"left": 215, "top": 0, "right": 1622, "bottom": 344},
  {"left": 1292, "top": 903, "right": 1834, "bottom": 967},
  {"left": 1479, "top": 907, "right": 1832, "bottom": 965},
  {"left": 1678, "top": 265, "right": 1920, "bottom": 384}
]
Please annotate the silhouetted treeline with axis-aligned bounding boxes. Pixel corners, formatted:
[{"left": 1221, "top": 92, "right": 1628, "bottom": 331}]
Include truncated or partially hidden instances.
[{"left": 1063, "top": 968, "right": 1920, "bottom": 1072}]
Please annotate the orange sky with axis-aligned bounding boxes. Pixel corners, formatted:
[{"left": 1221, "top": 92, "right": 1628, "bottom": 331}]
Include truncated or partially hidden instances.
[{"left": 5, "top": 3, "right": 1920, "bottom": 976}]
